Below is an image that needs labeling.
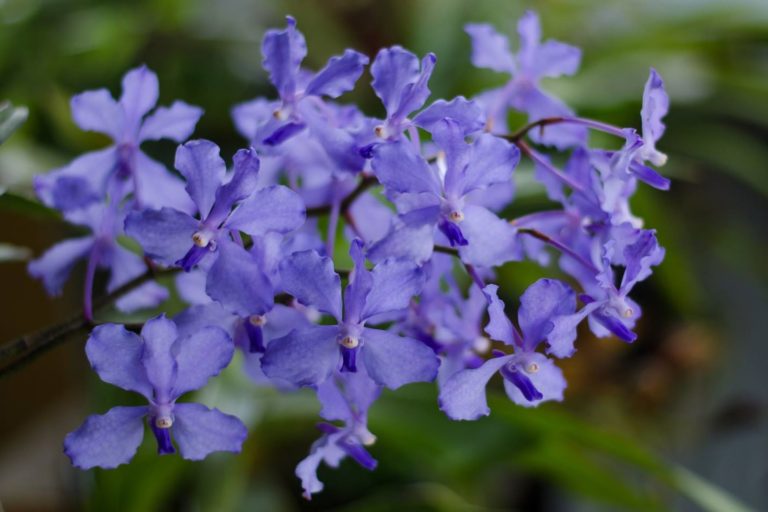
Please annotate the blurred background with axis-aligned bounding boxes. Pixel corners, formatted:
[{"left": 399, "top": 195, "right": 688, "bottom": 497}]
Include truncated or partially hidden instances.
[{"left": 1, "top": 0, "right": 767, "bottom": 510}]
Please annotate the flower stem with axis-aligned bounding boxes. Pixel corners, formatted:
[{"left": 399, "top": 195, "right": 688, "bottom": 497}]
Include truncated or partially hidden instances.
[{"left": 0, "top": 267, "right": 179, "bottom": 378}]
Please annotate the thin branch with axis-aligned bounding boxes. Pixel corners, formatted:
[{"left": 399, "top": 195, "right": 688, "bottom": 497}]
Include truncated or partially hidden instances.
[
  {"left": 516, "top": 228, "right": 598, "bottom": 274},
  {"left": 305, "top": 175, "right": 378, "bottom": 217},
  {"left": 515, "top": 139, "right": 585, "bottom": 192},
  {"left": 502, "top": 116, "right": 566, "bottom": 142},
  {"left": 0, "top": 267, "right": 179, "bottom": 378}
]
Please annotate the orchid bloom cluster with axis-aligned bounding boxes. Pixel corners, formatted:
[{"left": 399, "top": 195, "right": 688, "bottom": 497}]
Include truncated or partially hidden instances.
[{"left": 28, "top": 12, "right": 669, "bottom": 497}]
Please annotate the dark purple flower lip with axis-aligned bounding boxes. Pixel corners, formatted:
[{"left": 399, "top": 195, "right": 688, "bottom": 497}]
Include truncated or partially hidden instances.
[
  {"left": 438, "top": 219, "right": 468, "bottom": 247},
  {"left": 500, "top": 363, "right": 543, "bottom": 402},
  {"left": 150, "top": 417, "right": 176, "bottom": 455}
]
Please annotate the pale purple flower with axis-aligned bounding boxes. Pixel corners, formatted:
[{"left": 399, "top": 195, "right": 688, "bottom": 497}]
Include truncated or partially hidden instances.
[
  {"left": 28, "top": 202, "right": 167, "bottom": 316},
  {"left": 368, "top": 118, "right": 520, "bottom": 267},
  {"left": 125, "top": 140, "right": 306, "bottom": 272},
  {"left": 262, "top": 240, "right": 438, "bottom": 389},
  {"left": 255, "top": 16, "right": 368, "bottom": 146},
  {"left": 439, "top": 280, "right": 574, "bottom": 420},
  {"left": 548, "top": 227, "right": 665, "bottom": 357},
  {"left": 64, "top": 315, "right": 246, "bottom": 468},
  {"left": 35, "top": 66, "right": 202, "bottom": 213},
  {"left": 298, "top": 367, "right": 380, "bottom": 498},
  {"left": 466, "top": 11, "right": 586, "bottom": 149}
]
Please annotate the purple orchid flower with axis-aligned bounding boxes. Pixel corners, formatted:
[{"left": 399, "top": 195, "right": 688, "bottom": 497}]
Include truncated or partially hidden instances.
[
  {"left": 125, "top": 139, "right": 306, "bottom": 272},
  {"left": 364, "top": 45, "right": 485, "bottom": 154},
  {"left": 262, "top": 240, "right": 438, "bottom": 389},
  {"left": 465, "top": 11, "right": 586, "bottom": 149},
  {"left": 299, "top": 366, "right": 381, "bottom": 498},
  {"left": 368, "top": 118, "right": 520, "bottom": 267},
  {"left": 35, "top": 66, "right": 202, "bottom": 213},
  {"left": 28, "top": 202, "right": 167, "bottom": 318},
  {"left": 174, "top": 301, "right": 311, "bottom": 386},
  {"left": 439, "top": 280, "right": 575, "bottom": 420},
  {"left": 253, "top": 16, "right": 368, "bottom": 146},
  {"left": 63, "top": 315, "right": 247, "bottom": 468},
  {"left": 548, "top": 227, "right": 665, "bottom": 357},
  {"left": 398, "top": 256, "right": 490, "bottom": 382}
]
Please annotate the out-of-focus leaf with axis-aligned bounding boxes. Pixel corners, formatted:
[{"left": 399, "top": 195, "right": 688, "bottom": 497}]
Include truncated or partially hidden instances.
[
  {"left": 513, "top": 438, "right": 664, "bottom": 511},
  {"left": 0, "top": 243, "right": 32, "bottom": 262},
  {"left": 670, "top": 465, "right": 754, "bottom": 512},
  {"left": 0, "top": 102, "right": 28, "bottom": 145},
  {"left": 671, "top": 122, "right": 768, "bottom": 199},
  {"left": 0, "top": 191, "right": 59, "bottom": 219}
]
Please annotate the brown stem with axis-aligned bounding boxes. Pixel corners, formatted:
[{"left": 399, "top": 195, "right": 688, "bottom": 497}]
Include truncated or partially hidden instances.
[
  {"left": 502, "top": 116, "right": 566, "bottom": 142},
  {"left": 0, "top": 267, "right": 180, "bottom": 378},
  {"left": 305, "top": 175, "right": 378, "bottom": 217}
]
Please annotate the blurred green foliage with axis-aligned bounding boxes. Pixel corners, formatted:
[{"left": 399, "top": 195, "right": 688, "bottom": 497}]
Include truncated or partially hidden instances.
[{"left": 1, "top": 0, "right": 767, "bottom": 510}]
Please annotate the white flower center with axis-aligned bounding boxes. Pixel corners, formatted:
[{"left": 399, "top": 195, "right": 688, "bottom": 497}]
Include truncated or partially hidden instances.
[
  {"left": 339, "top": 335, "right": 359, "bottom": 349},
  {"left": 249, "top": 315, "right": 267, "bottom": 327},
  {"left": 449, "top": 210, "right": 464, "bottom": 223},
  {"left": 192, "top": 231, "right": 210, "bottom": 247},
  {"left": 524, "top": 362, "right": 540, "bottom": 374},
  {"left": 155, "top": 416, "right": 173, "bottom": 429}
]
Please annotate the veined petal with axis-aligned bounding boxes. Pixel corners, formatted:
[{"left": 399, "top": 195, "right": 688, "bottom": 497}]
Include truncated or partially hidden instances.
[
  {"left": 139, "top": 101, "right": 203, "bottom": 142},
  {"left": 125, "top": 207, "right": 198, "bottom": 266},
  {"left": 412, "top": 96, "right": 485, "bottom": 135},
  {"left": 518, "top": 278, "right": 576, "bottom": 351},
  {"left": 115, "top": 281, "right": 170, "bottom": 314},
  {"left": 360, "top": 259, "right": 425, "bottom": 321},
  {"left": 140, "top": 315, "right": 179, "bottom": 402},
  {"left": 34, "top": 147, "right": 117, "bottom": 208},
  {"left": 64, "top": 406, "right": 147, "bottom": 469},
  {"left": 370, "top": 46, "right": 421, "bottom": 117},
  {"left": 304, "top": 49, "right": 369, "bottom": 98},
  {"left": 261, "top": 325, "right": 340, "bottom": 387},
  {"left": 208, "top": 148, "right": 261, "bottom": 224},
  {"left": 391, "top": 53, "right": 436, "bottom": 121},
  {"left": 465, "top": 23, "right": 515, "bottom": 74},
  {"left": 361, "top": 328, "right": 439, "bottom": 389},
  {"left": 172, "top": 403, "right": 247, "bottom": 460},
  {"left": 641, "top": 68, "right": 669, "bottom": 146},
  {"left": 70, "top": 89, "right": 123, "bottom": 139},
  {"left": 28, "top": 236, "right": 94, "bottom": 296},
  {"left": 224, "top": 185, "right": 306, "bottom": 236},
  {"left": 174, "top": 140, "right": 226, "bottom": 219},
  {"left": 262, "top": 16, "right": 306, "bottom": 100},
  {"left": 457, "top": 205, "right": 519, "bottom": 267},
  {"left": 119, "top": 65, "right": 159, "bottom": 134},
  {"left": 438, "top": 355, "right": 512, "bottom": 420},
  {"left": 482, "top": 284, "right": 517, "bottom": 345},
  {"left": 86, "top": 323, "right": 153, "bottom": 398},
  {"left": 172, "top": 326, "right": 233, "bottom": 397},
  {"left": 460, "top": 133, "right": 519, "bottom": 196},
  {"left": 206, "top": 240, "right": 274, "bottom": 317},
  {"left": 620, "top": 229, "right": 665, "bottom": 294},
  {"left": 366, "top": 220, "right": 435, "bottom": 265},
  {"left": 547, "top": 301, "right": 601, "bottom": 358},
  {"left": 531, "top": 40, "right": 581, "bottom": 79},
  {"left": 278, "top": 250, "right": 342, "bottom": 320},
  {"left": 105, "top": 245, "right": 147, "bottom": 294},
  {"left": 134, "top": 151, "right": 196, "bottom": 214},
  {"left": 371, "top": 140, "right": 440, "bottom": 196},
  {"left": 343, "top": 239, "right": 373, "bottom": 324}
]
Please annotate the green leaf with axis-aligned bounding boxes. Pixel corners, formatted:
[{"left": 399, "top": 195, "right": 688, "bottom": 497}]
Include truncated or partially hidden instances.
[
  {"left": 669, "top": 466, "right": 754, "bottom": 512},
  {"left": 0, "top": 191, "right": 60, "bottom": 220},
  {"left": 0, "top": 101, "right": 28, "bottom": 145}
]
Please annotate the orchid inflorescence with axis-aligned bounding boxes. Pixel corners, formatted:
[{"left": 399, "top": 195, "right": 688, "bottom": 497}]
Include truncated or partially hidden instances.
[{"left": 27, "top": 12, "right": 668, "bottom": 497}]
